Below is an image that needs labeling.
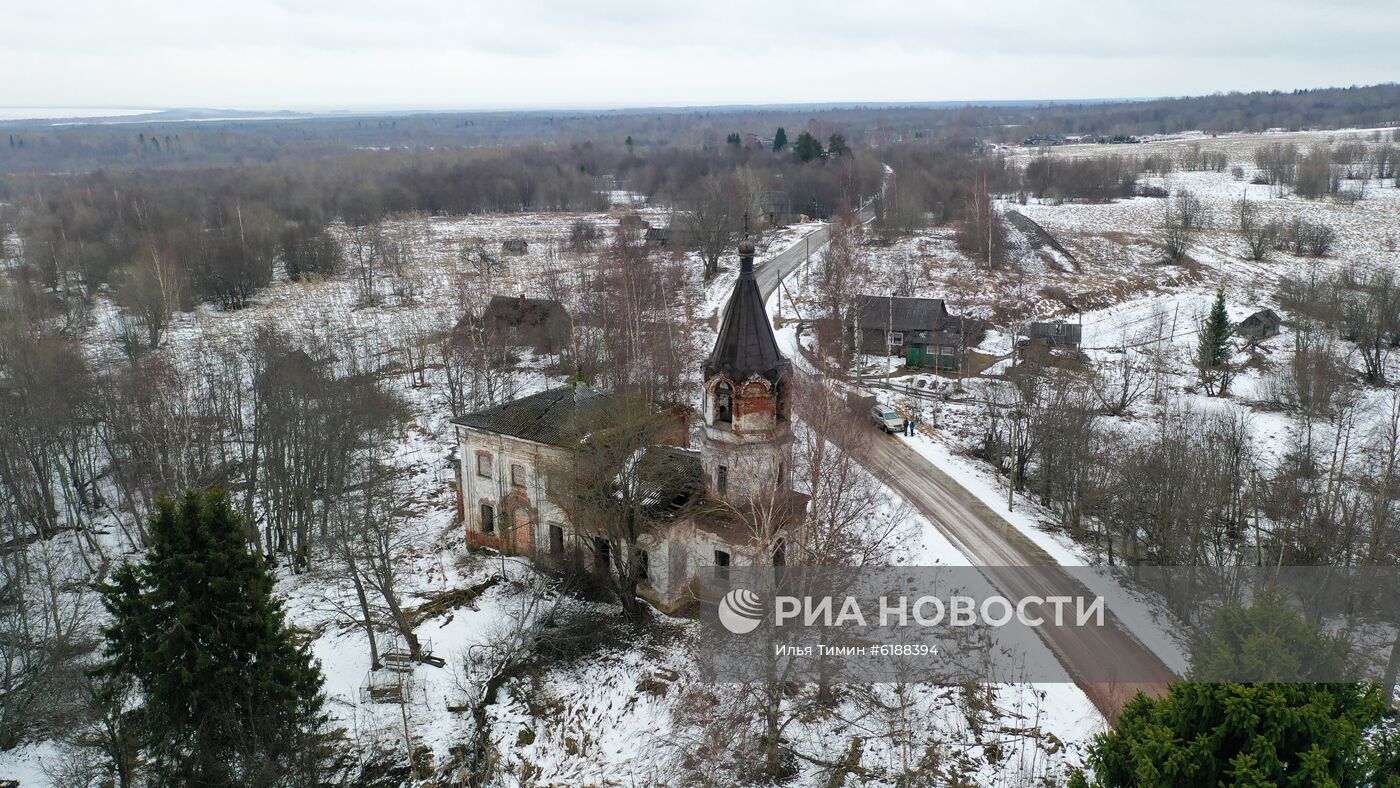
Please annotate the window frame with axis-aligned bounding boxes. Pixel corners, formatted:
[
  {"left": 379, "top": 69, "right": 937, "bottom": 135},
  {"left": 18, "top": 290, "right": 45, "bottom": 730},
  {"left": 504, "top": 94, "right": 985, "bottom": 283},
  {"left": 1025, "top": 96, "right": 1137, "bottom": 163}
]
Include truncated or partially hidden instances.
[
  {"left": 510, "top": 462, "right": 526, "bottom": 488},
  {"left": 479, "top": 502, "right": 495, "bottom": 534},
  {"left": 475, "top": 452, "right": 492, "bottom": 478}
]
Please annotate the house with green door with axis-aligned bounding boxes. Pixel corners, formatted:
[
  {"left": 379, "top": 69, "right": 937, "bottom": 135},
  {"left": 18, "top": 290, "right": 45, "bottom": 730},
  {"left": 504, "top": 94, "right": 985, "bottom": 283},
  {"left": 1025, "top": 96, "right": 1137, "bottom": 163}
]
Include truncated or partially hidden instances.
[{"left": 853, "top": 295, "right": 984, "bottom": 371}]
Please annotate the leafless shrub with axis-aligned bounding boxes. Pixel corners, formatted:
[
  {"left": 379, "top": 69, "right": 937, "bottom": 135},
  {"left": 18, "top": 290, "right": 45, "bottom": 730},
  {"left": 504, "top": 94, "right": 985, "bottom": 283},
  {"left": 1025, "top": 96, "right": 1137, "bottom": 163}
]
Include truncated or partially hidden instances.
[{"left": 1295, "top": 145, "right": 1340, "bottom": 199}]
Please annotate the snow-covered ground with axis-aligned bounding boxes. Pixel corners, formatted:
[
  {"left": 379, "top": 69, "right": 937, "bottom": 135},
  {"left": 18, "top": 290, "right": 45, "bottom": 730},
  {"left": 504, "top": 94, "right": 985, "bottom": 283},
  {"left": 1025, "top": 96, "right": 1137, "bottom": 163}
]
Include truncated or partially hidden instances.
[
  {"left": 16, "top": 127, "right": 1392, "bottom": 780},
  {"left": 772, "top": 129, "right": 1400, "bottom": 694},
  {"left": 2, "top": 206, "right": 1104, "bottom": 785}
]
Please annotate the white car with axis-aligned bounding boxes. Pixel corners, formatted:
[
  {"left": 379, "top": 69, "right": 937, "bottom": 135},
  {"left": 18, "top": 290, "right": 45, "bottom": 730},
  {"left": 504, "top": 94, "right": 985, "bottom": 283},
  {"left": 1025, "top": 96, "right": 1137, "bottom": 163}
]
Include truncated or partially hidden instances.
[{"left": 870, "top": 406, "right": 905, "bottom": 434}]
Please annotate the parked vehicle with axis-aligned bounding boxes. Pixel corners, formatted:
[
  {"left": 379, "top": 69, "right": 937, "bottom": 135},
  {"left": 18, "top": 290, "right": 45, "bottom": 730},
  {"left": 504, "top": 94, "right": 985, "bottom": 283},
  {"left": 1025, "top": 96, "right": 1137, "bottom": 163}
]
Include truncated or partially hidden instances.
[{"left": 870, "top": 405, "right": 905, "bottom": 434}]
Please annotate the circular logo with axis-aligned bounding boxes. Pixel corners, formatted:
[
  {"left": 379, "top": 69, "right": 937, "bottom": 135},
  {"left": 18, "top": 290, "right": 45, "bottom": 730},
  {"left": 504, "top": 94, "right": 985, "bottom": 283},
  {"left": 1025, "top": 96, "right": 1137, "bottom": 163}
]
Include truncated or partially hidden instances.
[{"left": 718, "top": 588, "right": 765, "bottom": 634}]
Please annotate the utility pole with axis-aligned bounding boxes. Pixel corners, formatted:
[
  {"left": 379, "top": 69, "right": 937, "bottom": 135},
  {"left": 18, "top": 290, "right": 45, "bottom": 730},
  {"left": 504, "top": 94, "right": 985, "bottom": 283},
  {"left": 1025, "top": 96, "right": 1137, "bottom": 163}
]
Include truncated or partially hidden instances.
[
  {"left": 886, "top": 290, "right": 895, "bottom": 389},
  {"left": 1007, "top": 410, "right": 1017, "bottom": 512}
]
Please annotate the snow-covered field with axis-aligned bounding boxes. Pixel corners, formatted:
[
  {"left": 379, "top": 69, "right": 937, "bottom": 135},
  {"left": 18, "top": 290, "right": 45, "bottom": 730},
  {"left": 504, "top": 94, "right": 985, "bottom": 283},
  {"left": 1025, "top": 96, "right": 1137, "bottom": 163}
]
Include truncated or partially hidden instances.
[
  {"left": 776, "top": 129, "right": 1400, "bottom": 698},
  {"left": 12, "top": 127, "right": 1395, "bottom": 783},
  {"left": 2, "top": 205, "right": 1105, "bottom": 785}
]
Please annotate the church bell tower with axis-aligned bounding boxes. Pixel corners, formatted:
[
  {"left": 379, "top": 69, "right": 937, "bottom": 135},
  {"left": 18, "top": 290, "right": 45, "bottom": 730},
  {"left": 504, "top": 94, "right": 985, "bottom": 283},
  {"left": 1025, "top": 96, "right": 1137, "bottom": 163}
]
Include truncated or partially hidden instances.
[{"left": 699, "top": 238, "right": 793, "bottom": 506}]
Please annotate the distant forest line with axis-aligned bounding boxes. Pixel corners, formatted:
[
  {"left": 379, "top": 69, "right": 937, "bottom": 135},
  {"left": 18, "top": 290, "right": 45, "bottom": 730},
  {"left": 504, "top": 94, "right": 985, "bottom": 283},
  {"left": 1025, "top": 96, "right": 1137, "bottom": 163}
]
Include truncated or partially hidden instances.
[
  {"left": 0, "top": 83, "right": 1396, "bottom": 174},
  {"left": 0, "top": 82, "right": 1396, "bottom": 344}
]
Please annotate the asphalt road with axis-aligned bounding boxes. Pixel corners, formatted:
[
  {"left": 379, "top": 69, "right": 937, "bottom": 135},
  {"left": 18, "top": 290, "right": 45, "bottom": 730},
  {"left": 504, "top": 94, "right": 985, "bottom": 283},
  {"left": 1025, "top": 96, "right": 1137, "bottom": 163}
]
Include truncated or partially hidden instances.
[
  {"left": 750, "top": 208, "right": 1176, "bottom": 719},
  {"left": 755, "top": 224, "right": 829, "bottom": 298},
  {"left": 858, "top": 432, "right": 1175, "bottom": 718}
]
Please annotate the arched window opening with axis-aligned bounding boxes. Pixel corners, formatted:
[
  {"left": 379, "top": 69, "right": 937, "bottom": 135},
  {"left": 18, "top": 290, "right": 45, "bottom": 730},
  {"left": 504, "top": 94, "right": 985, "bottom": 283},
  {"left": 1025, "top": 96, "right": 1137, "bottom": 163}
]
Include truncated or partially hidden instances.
[{"left": 715, "top": 381, "right": 733, "bottom": 424}]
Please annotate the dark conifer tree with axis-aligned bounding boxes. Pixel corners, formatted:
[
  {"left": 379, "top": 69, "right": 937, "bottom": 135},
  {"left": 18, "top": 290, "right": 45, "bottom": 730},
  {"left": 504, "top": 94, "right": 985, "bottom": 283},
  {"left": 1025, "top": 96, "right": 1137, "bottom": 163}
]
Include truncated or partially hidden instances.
[
  {"left": 99, "top": 489, "right": 328, "bottom": 786},
  {"left": 793, "top": 131, "right": 824, "bottom": 162},
  {"left": 827, "top": 133, "right": 850, "bottom": 157},
  {"left": 1071, "top": 590, "right": 1400, "bottom": 787},
  {"left": 1195, "top": 288, "right": 1234, "bottom": 395},
  {"left": 772, "top": 127, "right": 788, "bottom": 152}
]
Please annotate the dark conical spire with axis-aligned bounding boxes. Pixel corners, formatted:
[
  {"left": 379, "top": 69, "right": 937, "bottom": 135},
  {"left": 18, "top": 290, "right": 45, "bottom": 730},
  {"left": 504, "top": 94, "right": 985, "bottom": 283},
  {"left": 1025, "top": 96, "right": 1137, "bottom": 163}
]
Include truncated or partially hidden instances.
[{"left": 704, "top": 239, "right": 789, "bottom": 383}]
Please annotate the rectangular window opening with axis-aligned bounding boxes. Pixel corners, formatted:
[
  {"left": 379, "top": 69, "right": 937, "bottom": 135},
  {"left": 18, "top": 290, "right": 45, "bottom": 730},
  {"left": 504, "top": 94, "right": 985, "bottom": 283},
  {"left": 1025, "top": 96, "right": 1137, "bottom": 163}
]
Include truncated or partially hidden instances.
[{"left": 714, "top": 549, "right": 731, "bottom": 581}]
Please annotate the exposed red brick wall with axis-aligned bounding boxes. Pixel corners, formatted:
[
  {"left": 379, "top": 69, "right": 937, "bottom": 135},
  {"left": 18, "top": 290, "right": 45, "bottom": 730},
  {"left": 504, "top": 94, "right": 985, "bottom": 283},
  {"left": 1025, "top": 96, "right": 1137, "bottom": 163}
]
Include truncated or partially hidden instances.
[{"left": 733, "top": 393, "right": 773, "bottom": 418}]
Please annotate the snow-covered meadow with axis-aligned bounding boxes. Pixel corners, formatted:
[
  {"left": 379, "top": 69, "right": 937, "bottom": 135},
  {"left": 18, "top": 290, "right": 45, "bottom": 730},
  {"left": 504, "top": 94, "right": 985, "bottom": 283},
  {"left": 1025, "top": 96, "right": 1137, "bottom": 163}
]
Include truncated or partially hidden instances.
[{"left": 3, "top": 201, "right": 1106, "bottom": 785}]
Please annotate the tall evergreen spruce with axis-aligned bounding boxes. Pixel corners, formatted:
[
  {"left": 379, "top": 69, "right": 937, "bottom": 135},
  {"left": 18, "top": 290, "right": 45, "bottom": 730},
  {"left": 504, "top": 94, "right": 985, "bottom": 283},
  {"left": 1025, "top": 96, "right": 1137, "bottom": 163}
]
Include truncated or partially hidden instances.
[
  {"left": 1196, "top": 288, "right": 1233, "bottom": 394},
  {"left": 100, "top": 490, "right": 327, "bottom": 786},
  {"left": 793, "top": 131, "right": 824, "bottom": 162},
  {"left": 772, "top": 127, "right": 788, "bottom": 152}
]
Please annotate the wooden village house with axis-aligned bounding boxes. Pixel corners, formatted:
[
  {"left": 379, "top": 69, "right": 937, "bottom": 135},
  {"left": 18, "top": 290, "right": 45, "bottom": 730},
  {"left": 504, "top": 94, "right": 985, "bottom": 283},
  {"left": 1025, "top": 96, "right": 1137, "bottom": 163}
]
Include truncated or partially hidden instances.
[
  {"left": 466, "top": 294, "right": 571, "bottom": 356},
  {"left": 453, "top": 240, "right": 803, "bottom": 612},
  {"left": 1235, "top": 308, "right": 1282, "bottom": 341},
  {"left": 852, "top": 295, "right": 984, "bottom": 371},
  {"left": 1023, "top": 320, "right": 1083, "bottom": 348}
]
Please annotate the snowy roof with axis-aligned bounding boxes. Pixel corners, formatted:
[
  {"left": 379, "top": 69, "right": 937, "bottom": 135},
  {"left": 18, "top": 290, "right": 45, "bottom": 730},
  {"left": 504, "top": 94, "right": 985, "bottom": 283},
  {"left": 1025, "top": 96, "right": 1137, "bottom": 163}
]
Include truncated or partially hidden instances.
[{"left": 453, "top": 385, "right": 604, "bottom": 446}]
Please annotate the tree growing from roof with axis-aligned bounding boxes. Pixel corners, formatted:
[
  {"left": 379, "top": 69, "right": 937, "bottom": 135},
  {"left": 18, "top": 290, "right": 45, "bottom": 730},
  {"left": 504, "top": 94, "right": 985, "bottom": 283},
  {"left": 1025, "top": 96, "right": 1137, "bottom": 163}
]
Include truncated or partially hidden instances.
[
  {"left": 98, "top": 489, "right": 328, "bottom": 786},
  {"left": 1196, "top": 289, "right": 1234, "bottom": 396},
  {"left": 793, "top": 131, "right": 824, "bottom": 163},
  {"left": 772, "top": 127, "right": 788, "bottom": 152},
  {"left": 548, "top": 392, "right": 696, "bottom": 623}
]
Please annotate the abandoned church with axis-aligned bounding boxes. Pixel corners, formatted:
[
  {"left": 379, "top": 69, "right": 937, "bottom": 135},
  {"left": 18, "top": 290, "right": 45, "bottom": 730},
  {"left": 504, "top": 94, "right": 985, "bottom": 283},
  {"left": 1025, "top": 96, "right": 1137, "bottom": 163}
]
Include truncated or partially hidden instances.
[{"left": 453, "top": 239, "right": 804, "bottom": 611}]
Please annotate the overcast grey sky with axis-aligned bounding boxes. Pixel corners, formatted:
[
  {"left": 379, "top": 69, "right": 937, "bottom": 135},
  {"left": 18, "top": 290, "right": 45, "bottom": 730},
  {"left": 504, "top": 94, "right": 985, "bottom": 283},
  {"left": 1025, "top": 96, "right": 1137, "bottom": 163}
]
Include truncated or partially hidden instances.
[{"left": 3, "top": 0, "right": 1395, "bottom": 110}]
